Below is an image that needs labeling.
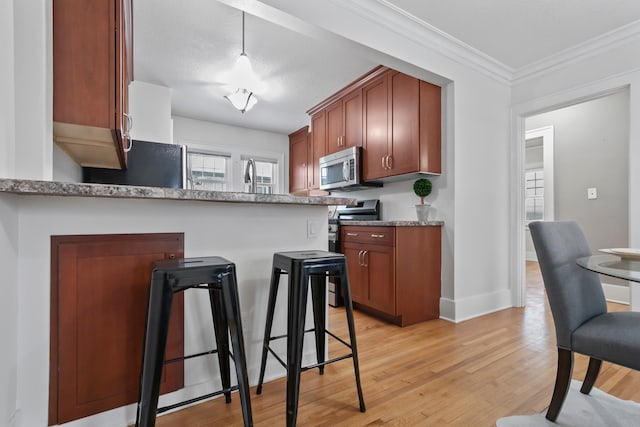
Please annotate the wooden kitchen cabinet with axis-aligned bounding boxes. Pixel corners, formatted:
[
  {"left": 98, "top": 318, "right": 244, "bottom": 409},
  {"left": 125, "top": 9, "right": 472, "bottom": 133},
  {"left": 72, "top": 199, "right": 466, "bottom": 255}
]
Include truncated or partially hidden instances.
[
  {"left": 309, "top": 111, "right": 327, "bottom": 191},
  {"left": 288, "top": 126, "right": 309, "bottom": 194},
  {"left": 342, "top": 225, "right": 441, "bottom": 326},
  {"left": 362, "top": 73, "right": 390, "bottom": 181},
  {"left": 309, "top": 66, "right": 441, "bottom": 183},
  {"left": 325, "top": 90, "right": 363, "bottom": 155},
  {"left": 53, "top": 0, "right": 133, "bottom": 170},
  {"left": 50, "top": 233, "right": 184, "bottom": 425},
  {"left": 363, "top": 70, "right": 441, "bottom": 180}
]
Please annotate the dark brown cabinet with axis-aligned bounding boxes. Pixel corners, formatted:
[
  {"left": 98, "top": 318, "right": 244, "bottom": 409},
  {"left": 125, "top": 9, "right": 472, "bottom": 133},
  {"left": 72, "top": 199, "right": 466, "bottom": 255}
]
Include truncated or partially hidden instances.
[
  {"left": 53, "top": 0, "right": 133, "bottom": 170},
  {"left": 342, "top": 225, "right": 441, "bottom": 326},
  {"left": 325, "top": 90, "right": 363, "bottom": 155},
  {"left": 363, "top": 70, "right": 441, "bottom": 180},
  {"left": 362, "top": 73, "right": 390, "bottom": 181},
  {"left": 288, "top": 126, "right": 309, "bottom": 195},
  {"left": 308, "top": 66, "right": 441, "bottom": 183},
  {"left": 309, "top": 111, "right": 327, "bottom": 191},
  {"left": 50, "top": 233, "right": 184, "bottom": 425}
]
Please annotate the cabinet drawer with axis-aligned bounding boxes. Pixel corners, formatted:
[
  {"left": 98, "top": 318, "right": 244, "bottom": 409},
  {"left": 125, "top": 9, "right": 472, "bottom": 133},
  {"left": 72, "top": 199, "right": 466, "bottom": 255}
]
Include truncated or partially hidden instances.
[{"left": 341, "top": 226, "right": 395, "bottom": 246}]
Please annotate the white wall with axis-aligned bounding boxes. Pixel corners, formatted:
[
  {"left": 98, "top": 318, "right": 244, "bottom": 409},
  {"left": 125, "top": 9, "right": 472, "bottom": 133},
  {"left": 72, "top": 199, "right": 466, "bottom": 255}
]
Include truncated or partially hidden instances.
[
  {"left": 0, "top": 0, "right": 15, "bottom": 179},
  {"left": 0, "top": 196, "right": 19, "bottom": 427},
  {"left": 52, "top": 144, "right": 82, "bottom": 183},
  {"left": 173, "top": 116, "right": 289, "bottom": 193},
  {"left": 129, "top": 81, "right": 173, "bottom": 144},
  {"left": 0, "top": 4, "right": 18, "bottom": 425},
  {"left": 13, "top": 0, "right": 52, "bottom": 180}
]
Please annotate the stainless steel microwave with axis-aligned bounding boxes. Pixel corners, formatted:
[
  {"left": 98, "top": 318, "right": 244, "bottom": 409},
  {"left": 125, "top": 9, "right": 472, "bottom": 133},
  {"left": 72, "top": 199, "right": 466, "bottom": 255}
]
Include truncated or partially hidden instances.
[{"left": 319, "top": 147, "right": 382, "bottom": 191}]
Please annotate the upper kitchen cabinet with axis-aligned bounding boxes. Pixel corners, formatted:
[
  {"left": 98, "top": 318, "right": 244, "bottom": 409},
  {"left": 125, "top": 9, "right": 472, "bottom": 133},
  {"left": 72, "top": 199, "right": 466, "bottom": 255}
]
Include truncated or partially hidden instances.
[
  {"left": 309, "top": 111, "right": 327, "bottom": 191},
  {"left": 324, "top": 90, "right": 363, "bottom": 155},
  {"left": 288, "top": 126, "right": 309, "bottom": 195},
  {"left": 309, "top": 66, "right": 441, "bottom": 183},
  {"left": 364, "top": 69, "right": 441, "bottom": 180},
  {"left": 53, "top": 0, "right": 133, "bottom": 170}
]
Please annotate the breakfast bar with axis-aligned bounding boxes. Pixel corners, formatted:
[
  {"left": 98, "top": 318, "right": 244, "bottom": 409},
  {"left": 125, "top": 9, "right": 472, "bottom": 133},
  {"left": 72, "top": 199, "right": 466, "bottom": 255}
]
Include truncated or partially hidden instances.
[{"left": 0, "top": 179, "right": 354, "bottom": 427}]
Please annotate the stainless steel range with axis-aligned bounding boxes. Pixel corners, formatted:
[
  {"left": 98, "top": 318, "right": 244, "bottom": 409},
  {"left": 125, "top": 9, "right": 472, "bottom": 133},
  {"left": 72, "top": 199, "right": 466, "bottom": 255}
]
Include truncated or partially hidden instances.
[{"left": 328, "top": 199, "right": 380, "bottom": 307}]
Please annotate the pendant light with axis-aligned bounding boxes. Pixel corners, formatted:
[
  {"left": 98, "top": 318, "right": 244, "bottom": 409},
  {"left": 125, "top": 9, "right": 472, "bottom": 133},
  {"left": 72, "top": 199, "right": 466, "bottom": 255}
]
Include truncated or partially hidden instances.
[{"left": 224, "top": 11, "right": 259, "bottom": 113}]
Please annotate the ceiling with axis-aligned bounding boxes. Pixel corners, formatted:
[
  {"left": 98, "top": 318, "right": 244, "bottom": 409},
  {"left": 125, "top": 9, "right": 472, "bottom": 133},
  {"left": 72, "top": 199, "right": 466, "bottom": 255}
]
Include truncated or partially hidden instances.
[{"left": 134, "top": 0, "right": 640, "bottom": 135}]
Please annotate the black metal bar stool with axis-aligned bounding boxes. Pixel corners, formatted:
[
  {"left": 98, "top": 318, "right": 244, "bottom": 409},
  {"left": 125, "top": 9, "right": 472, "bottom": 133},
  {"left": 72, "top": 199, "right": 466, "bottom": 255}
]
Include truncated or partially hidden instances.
[
  {"left": 136, "top": 256, "right": 252, "bottom": 427},
  {"left": 256, "top": 250, "right": 366, "bottom": 427}
]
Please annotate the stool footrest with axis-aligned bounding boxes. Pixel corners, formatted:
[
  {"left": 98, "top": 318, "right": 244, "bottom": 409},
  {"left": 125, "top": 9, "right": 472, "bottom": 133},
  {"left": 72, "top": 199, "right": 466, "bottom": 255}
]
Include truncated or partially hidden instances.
[
  {"left": 165, "top": 348, "right": 219, "bottom": 364},
  {"left": 157, "top": 385, "right": 239, "bottom": 414},
  {"left": 300, "top": 353, "right": 354, "bottom": 372}
]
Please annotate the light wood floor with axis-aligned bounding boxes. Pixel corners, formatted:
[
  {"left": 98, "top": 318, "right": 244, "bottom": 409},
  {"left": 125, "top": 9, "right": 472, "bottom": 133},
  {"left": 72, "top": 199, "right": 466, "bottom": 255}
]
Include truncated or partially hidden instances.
[{"left": 152, "top": 261, "right": 640, "bottom": 426}]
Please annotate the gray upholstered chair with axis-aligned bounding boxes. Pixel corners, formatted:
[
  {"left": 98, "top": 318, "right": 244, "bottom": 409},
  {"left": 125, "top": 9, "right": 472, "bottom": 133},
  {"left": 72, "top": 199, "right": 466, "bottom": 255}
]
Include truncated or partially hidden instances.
[{"left": 529, "top": 220, "right": 640, "bottom": 421}]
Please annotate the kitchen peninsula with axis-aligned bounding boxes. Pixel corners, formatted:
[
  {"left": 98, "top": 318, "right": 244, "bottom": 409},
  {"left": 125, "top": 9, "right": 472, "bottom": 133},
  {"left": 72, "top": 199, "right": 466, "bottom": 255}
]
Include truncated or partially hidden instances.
[{"left": 0, "top": 179, "right": 354, "bottom": 427}]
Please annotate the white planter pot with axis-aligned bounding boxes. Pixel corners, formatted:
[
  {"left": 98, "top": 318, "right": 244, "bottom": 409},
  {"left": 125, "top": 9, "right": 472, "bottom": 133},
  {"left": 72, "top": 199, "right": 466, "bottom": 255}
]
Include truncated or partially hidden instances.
[{"left": 415, "top": 204, "right": 431, "bottom": 222}]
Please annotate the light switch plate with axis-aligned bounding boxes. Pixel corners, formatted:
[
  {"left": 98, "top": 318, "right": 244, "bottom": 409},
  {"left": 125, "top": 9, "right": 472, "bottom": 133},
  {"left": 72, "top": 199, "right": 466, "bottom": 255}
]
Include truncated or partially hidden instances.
[
  {"left": 307, "top": 219, "right": 319, "bottom": 238},
  {"left": 587, "top": 187, "right": 597, "bottom": 200}
]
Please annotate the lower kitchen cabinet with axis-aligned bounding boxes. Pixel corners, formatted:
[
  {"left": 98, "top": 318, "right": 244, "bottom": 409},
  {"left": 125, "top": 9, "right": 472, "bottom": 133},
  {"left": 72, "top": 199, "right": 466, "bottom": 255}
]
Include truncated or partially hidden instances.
[
  {"left": 50, "top": 233, "right": 184, "bottom": 424},
  {"left": 341, "top": 225, "right": 441, "bottom": 326}
]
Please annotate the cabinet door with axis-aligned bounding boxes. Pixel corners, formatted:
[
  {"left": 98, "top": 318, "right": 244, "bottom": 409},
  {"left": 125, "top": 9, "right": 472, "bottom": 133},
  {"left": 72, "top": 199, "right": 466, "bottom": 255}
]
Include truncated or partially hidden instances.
[
  {"left": 419, "top": 80, "right": 442, "bottom": 174},
  {"left": 365, "top": 244, "right": 395, "bottom": 315},
  {"left": 389, "top": 72, "right": 420, "bottom": 176},
  {"left": 310, "top": 111, "right": 327, "bottom": 190},
  {"left": 51, "top": 233, "right": 184, "bottom": 424},
  {"left": 289, "top": 127, "right": 309, "bottom": 194},
  {"left": 343, "top": 90, "right": 363, "bottom": 149},
  {"left": 342, "top": 242, "right": 368, "bottom": 303},
  {"left": 326, "top": 101, "right": 344, "bottom": 155},
  {"left": 53, "top": 0, "right": 129, "bottom": 169},
  {"left": 363, "top": 73, "right": 390, "bottom": 180}
]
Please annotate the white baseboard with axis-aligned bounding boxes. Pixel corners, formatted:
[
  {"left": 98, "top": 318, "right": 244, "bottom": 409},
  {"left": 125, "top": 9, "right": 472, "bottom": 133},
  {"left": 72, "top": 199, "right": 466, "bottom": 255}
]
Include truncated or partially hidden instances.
[
  {"left": 602, "top": 282, "right": 630, "bottom": 305},
  {"left": 440, "top": 289, "right": 512, "bottom": 323}
]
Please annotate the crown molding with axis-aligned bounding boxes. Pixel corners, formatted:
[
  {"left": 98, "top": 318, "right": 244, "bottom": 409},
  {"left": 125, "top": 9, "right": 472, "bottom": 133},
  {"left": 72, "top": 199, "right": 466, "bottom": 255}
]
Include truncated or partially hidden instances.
[
  {"left": 332, "top": 1, "right": 640, "bottom": 88},
  {"left": 333, "top": 0, "right": 514, "bottom": 85},
  {"left": 513, "top": 19, "right": 640, "bottom": 85}
]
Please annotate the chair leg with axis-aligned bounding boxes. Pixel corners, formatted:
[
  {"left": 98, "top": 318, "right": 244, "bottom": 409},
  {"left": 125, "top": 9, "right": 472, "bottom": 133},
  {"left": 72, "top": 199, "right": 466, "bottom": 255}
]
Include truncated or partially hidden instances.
[
  {"left": 257, "top": 267, "right": 281, "bottom": 395},
  {"left": 136, "top": 273, "right": 175, "bottom": 427},
  {"left": 545, "top": 348, "right": 573, "bottom": 422},
  {"left": 209, "top": 286, "right": 232, "bottom": 403},
  {"left": 221, "top": 269, "right": 254, "bottom": 427},
  {"left": 310, "top": 273, "right": 326, "bottom": 375},
  {"left": 580, "top": 357, "right": 602, "bottom": 395},
  {"left": 286, "top": 265, "right": 309, "bottom": 427},
  {"left": 338, "top": 267, "right": 366, "bottom": 413}
]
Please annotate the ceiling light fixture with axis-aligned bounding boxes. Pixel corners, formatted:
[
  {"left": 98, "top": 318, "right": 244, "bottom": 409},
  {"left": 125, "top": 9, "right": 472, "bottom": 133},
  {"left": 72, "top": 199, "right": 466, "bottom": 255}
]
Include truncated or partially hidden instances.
[{"left": 224, "top": 11, "right": 259, "bottom": 113}]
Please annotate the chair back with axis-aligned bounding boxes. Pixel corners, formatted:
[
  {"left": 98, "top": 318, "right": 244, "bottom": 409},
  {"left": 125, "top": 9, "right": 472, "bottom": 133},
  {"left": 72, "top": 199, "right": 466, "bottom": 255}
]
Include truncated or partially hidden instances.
[{"left": 529, "top": 221, "right": 607, "bottom": 349}]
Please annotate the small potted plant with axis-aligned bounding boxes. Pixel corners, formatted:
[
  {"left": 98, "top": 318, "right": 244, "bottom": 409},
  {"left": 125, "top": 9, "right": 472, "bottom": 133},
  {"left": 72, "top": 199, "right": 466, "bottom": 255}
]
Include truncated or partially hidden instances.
[{"left": 413, "top": 178, "right": 432, "bottom": 222}]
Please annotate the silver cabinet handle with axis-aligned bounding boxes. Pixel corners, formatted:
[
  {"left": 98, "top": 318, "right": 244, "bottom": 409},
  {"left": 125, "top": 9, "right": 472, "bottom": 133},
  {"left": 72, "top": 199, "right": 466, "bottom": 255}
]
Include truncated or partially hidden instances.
[
  {"left": 358, "top": 250, "right": 364, "bottom": 266},
  {"left": 371, "top": 234, "right": 385, "bottom": 238},
  {"left": 362, "top": 250, "right": 368, "bottom": 267},
  {"left": 387, "top": 155, "right": 393, "bottom": 169},
  {"left": 381, "top": 156, "right": 385, "bottom": 169},
  {"left": 347, "top": 232, "right": 359, "bottom": 237},
  {"left": 123, "top": 113, "right": 133, "bottom": 152}
]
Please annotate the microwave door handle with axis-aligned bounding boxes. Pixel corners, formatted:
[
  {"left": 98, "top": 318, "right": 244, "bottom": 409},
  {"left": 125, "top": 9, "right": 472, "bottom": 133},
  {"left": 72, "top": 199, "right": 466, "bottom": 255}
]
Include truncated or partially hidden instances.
[{"left": 343, "top": 161, "right": 350, "bottom": 181}]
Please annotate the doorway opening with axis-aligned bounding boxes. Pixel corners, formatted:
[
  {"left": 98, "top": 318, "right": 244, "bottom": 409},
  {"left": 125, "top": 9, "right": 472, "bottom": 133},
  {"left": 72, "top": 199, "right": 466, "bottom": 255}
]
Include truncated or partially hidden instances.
[{"left": 520, "top": 89, "right": 630, "bottom": 305}]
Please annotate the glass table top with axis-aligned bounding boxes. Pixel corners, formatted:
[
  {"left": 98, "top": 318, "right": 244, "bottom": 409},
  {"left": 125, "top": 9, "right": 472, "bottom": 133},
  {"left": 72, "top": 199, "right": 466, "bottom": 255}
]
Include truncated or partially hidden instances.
[{"left": 577, "top": 254, "right": 640, "bottom": 283}]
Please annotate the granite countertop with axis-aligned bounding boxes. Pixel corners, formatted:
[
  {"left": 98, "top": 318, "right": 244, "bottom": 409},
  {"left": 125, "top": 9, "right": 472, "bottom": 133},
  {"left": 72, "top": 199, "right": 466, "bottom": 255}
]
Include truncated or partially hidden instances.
[
  {"left": 339, "top": 220, "right": 444, "bottom": 227},
  {"left": 0, "top": 179, "right": 356, "bottom": 206}
]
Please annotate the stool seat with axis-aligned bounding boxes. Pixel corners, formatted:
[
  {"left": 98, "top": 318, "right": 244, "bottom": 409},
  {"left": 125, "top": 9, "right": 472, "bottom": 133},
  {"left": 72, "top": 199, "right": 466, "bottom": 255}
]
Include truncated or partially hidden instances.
[
  {"left": 256, "top": 250, "right": 366, "bottom": 427},
  {"left": 136, "top": 256, "right": 252, "bottom": 427}
]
